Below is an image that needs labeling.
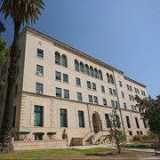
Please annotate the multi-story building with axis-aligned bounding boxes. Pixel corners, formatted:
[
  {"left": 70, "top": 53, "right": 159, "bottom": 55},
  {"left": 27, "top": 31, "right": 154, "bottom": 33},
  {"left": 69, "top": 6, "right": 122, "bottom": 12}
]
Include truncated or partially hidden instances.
[{"left": 14, "top": 27, "right": 148, "bottom": 147}]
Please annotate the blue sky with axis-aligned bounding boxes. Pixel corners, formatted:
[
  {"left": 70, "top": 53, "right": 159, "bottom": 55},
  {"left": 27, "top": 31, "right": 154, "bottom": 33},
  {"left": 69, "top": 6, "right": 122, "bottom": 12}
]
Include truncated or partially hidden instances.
[{"left": 1, "top": 0, "right": 160, "bottom": 97}]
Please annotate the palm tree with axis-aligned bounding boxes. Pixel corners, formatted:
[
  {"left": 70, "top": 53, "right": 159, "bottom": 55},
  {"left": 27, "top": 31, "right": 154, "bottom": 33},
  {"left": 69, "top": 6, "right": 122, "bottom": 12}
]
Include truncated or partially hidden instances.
[{"left": 0, "top": 0, "right": 44, "bottom": 152}]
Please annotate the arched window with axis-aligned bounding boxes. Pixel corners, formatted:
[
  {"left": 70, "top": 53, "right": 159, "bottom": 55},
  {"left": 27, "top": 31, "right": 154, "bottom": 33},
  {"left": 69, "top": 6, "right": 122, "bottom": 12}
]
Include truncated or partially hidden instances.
[
  {"left": 85, "top": 64, "right": 90, "bottom": 75},
  {"left": 74, "top": 59, "right": 79, "bottom": 71},
  {"left": 98, "top": 70, "right": 103, "bottom": 80},
  {"left": 106, "top": 73, "right": 110, "bottom": 83},
  {"left": 55, "top": 51, "right": 61, "bottom": 64},
  {"left": 90, "top": 66, "right": 94, "bottom": 77},
  {"left": 61, "top": 54, "right": 68, "bottom": 67},
  {"left": 80, "top": 62, "right": 85, "bottom": 73},
  {"left": 94, "top": 68, "right": 98, "bottom": 78},
  {"left": 110, "top": 75, "right": 114, "bottom": 84}
]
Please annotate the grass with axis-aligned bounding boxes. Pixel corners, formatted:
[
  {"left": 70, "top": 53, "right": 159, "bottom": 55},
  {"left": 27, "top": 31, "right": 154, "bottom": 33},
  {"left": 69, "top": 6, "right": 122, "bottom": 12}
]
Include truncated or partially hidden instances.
[
  {"left": 0, "top": 147, "right": 112, "bottom": 160},
  {"left": 124, "top": 143, "right": 153, "bottom": 149}
]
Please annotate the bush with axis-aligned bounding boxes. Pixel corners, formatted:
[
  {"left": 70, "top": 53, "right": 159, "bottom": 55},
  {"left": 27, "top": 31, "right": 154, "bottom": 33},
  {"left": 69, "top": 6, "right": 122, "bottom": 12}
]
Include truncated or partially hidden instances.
[{"left": 125, "top": 143, "right": 153, "bottom": 149}]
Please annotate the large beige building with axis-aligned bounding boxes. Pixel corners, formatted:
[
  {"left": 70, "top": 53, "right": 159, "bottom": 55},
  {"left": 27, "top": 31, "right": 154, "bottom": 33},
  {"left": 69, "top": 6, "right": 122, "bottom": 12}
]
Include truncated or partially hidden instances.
[{"left": 14, "top": 27, "right": 148, "bottom": 147}]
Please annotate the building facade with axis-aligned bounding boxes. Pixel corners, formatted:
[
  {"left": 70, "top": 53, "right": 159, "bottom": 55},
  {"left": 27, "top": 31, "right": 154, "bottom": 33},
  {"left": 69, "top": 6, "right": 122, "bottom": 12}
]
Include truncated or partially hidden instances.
[{"left": 14, "top": 27, "right": 148, "bottom": 146}]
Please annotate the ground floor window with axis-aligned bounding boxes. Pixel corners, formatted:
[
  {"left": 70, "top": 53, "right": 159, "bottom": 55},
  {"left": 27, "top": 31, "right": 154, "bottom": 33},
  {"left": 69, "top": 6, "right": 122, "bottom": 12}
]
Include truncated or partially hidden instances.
[
  {"left": 34, "top": 133, "right": 44, "bottom": 140},
  {"left": 105, "top": 114, "right": 111, "bottom": 128},
  {"left": 34, "top": 105, "right": 43, "bottom": 127},
  {"left": 60, "top": 109, "right": 68, "bottom": 127},
  {"left": 78, "top": 111, "right": 85, "bottom": 128}
]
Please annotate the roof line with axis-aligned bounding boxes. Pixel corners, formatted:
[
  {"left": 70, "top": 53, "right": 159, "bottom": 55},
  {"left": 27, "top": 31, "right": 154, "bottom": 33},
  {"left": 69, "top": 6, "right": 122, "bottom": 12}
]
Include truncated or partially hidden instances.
[{"left": 24, "top": 26, "right": 146, "bottom": 88}]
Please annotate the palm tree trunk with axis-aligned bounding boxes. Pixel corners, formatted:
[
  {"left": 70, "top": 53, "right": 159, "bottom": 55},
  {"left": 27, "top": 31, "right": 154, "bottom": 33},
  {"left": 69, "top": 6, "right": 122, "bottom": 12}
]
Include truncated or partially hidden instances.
[{"left": 0, "top": 23, "right": 20, "bottom": 152}]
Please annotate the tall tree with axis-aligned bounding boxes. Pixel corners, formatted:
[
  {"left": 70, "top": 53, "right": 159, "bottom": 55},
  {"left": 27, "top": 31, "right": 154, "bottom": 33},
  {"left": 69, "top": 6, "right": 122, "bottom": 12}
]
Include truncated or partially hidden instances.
[{"left": 0, "top": 0, "right": 44, "bottom": 152}]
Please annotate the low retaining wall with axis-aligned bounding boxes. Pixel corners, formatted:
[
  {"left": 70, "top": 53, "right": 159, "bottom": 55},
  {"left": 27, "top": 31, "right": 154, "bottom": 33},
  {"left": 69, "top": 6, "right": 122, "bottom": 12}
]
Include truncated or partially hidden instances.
[{"left": 13, "top": 140, "right": 67, "bottom": 151}]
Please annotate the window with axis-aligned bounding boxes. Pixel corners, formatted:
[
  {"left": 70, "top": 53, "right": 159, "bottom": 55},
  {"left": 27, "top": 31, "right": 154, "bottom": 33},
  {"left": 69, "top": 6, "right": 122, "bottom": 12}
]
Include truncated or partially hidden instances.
[
  {"left": 76, "top": 77, "right": 81, "bottom": 87},
  {"left": 60, "top": 109, "right": 68, "bottom": 127},
  {"left": 106, "top": 73, "right": 110, "bottom": 83},
  {"left": 88, "top": 95, "right": 93, "bottom": 103},
  {"left": 55, "top": 51, "right": 61, "bottom": 64},
  {"left": 121, "top": 91, "right": 125, "bottom": 98},
  {"left": 63, "top": 74, "right": 69, "bottom": 83},
  {"left": 113, "top": 89, "right": 117, "bottom": 96},
  {"left": 105, "top": 114, "right": 111, "bottom": 128},
  {"left": 37, "top": 48, "right": 44, "bottom": 58},
  {"left": 64, "top": 89, "right": 69, "bottom": 99},
  {"left": 90, "top": 66, "right": 94, "bottom": 77},
  {"left": 87, "top": 81, "right": 91, "bottom": 89},
  {"left": 101, "top": 85, "right": 105, "bottom": 93},
  {"left": 34, "top": 133, "right": 44, "bottom": 140},
  {"left": 126, "top": 116, "right": 131, "bottom": 128},
  {"left": 78, "top": 111, "right": 85, "bottom": 128},
  {"left": 94, "top": 96, "right": 98, "bottom": 104},
  {"left": 77, "top": 92, "right": 82, "bottom": 101},
  {"left": 74, "top": 60, "right": 79, "bottom": 71},
  {"left": 92, "top": 83, "right": 96, "bottom": 90},
  {"left": 119, "top": 81, "right": 122, "bottom": 87},
  {"left": 94, "top": 68, "right": 98, "bottom": 78},
  {"left": 135, "top": 117, "right": 140, "bottom": 128},
  {"left": 80, "top": 62, "right": 85, "bottom": 72},
  {"left": 110, "top": 75, "right": 114, "bottom": 84},
  {"left": 123, "top": 103, "right": 127, "bottom": 109},
  {"left": 56, "top": 87, "right": 62, "bottom": 97},
  {"left": 55, "top": 71, "right": 61, "bottom": 81},
  {"left": 143, "top": 119, "right": 147, "bottom": 128},
  {"left": 103, "top": 98, "right": 107, "bottom": 106},
  {"left": 98, "top": 70, "right": 103, "bottom": 80},
  {"left": 115, "top": 101, "right": 119, "bottom": 108},
  {"left": 61, "top": 54, "right": 67, "bottom": 67},
  {"left": 36, "top": 82, "right": 43, "bottom": 94},
  {"left": 36, "top": 65, "right": 44, "bottom": 76},
  {"left": 34, "top": 105, "right": 43, "bottom": 127},
  {"left": 109, "top": 88, "right": 113, "bottom": 95},
  {"left": 111, "top": 100, "right": 115, "bottom": 108},
  {"left": 85, "top": 64, "right": 90, "bottom": 75},
  {"left": 116, "top": 115, "right": 121, "bottom": 128},
  {"left": 129, "top": 131, "right": 133, "bottom": 136}
]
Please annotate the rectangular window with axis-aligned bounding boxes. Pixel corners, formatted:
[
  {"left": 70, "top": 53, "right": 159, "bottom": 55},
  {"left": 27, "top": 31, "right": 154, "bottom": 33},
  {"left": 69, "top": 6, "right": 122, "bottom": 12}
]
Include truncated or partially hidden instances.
[
  {"left": 63, "top": 74, "right": 69, "bottom": 83},
  {"left": 77, "top": 92, "right": 82, "bottom": 102},
  {"left": 123, "top": 103, "right": 127, "bottom": 109},
  {"left": 103, "top": 98, "right": 107, "bottom": 106},
  {"left": 126, "top": 116, "right": 131, "bottom": 128},
  {"left": 55, "top": 71, "right": 61, "bottom": 81},
  {"left": 119, "top": 81, "right": 122, "bottom": 87},
  {"left": 113, "top": 89, "right": 117, "bottom": 96},
  {"left": 78, "top": 111, "right": 85, "bottom": 128},
  {"left": 135, "top": 117, "right": 140, "bottom": 128},
  {"left": 88, "top": 95, "right": 93, "bottom": 103},
  {"left": 56, "top": 87, "right": 62, "bottom": 97},
  {"left": 60, "top": 109, "right": 68, "bottom": 127},
  {"left": 143, "top": 119, "right": 147, "bottom": 128},
  {"left": 37, "top": 48, "right": 44, "bottom": 58},
  {"left": 94, "top": 96, "right": 98, "bottom": 104},
  {"left": 101, "top": 85, "right": 105, "bottom": 93},
  {"left": 87, "top": 81, "right": 91, "bottom": 89},
  {"left": 121, "top": 91, "right": 125, "bottom": 98},
  {"left": 36, "top": 65, "right": 44, "bottom": 76},
  {"left": 34, "top": 133, "right": 44, "bottom": 140},
  {"left": 64, "top": 89, "right": 70, "bottom": 99},
  {"left": 92, "top": 83, "right": 96, "bottom": 91},
  {"left": 105, "top": 114, "right": 111, "bottom": 128},
  {"left": 111, "top": 100, "right": 115, "bottom": 108},
  {"left": 76, "top": 77, "right": 81, "bottom": 87},
  {"left": 109, "top": 88, "right": 113, "bottom": 95},
  {"left": 34, "top": 105, "right": 43, "bottom": 127},
  {"left": 36, "top": 82, "right": 43, "bottom": 94}
]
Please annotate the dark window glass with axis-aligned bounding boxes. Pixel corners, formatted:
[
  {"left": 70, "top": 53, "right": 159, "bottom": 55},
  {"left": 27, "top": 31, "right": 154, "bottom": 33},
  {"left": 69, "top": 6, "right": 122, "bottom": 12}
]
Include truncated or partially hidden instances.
[
  {"left": 36, "top": 65, "right": 44, "bottom": 76},
  {"left": 98, "top": 70, "right": 103, "bottom": 80},
  {"left": 36, "top": 82, "right": 43, "bottom": 94},
  {"left": 106, "top": 73, "right": 110, "bottom": 83},
  {"left": 90, "top": 66, "right": 94, "bottom": 77},
  {"left": 63, "top": 73, "right": 69, "bottom": 83},
  {"left": 87, "top": 81, "right": 91, "bottom": 89},
  {"left": 80, "top": 62, "right": 85, "bottom": 72},
  {"left": 61, "top": 54, "right": 67, "bottom": 67},
  {"left": 101, "top": 85, "right": 105, "bottom": 93},
  {"left": 85, "top": 64, "right": 90, "bottom": 75},
  {"left": 56, "top": 87, "right": 62, "bottom": 97},
  {"left": 94, "top": 96, "right": 98, "bottom": 104},
  {"left": 110, "top": 75, "right": 114, "bottom": 84},
  {"left": 55, "top": 71, "right": 61, "bottom": 81},
  {"left": 119, "top": 81, "right": 122, "bottom": 87},
  {"left": 74, "top": 60, "right": 79, "bottom": 71},
  {"left": 78, "top": 111, "right": 85, "bottom": 128},
  {"left": 105, "top": 114, "right": 111, "bottom": 128},
  {"left": 76, "top": 77, "right": 81, "bottom": 87},
  {"left": 92, "top": 83, "right": 96, "bottom": 90},
  {"left": 88, "top": 95, "right": 93, "bottom": 103},
  {"left": 103, "top": 98, "right": 107, "bottom": 106},
  {"left": 123, "top": 103, "right": 127, "bottom": 109},
  {"left": 34, "top": 133, "right": 44, "bottom": 140},
  {"left": 135, "top": 117, "right": 140, "bottom": 128},
  {"left": 77, "top": 92, "right": 82, "bottom": 101},
  {"left": 94, "top": 68, "right": 98, "bottom": 78},
  {"left": 60, "top": 109, "right": 68, "bottom": 127},
  {"left": 37, "top": 49, "right": 44, "bottom": 58},
  {"left": 64, "top": 89, "right": 69, "bottom": 99},
  {"left": 126, "top": 116, "right": 131, "bottom": 128},
  {"left": 143, "top": 119, "right": 147, "bottom": 128},
  {"left": 55, "top": 51, "right": 61, "bottom": 64},
  {"left": 34, "top": 106, "right": 43, "bottom": 127},
  {"left": 116, "top": 115, "right": 121, "bottom": 128}
]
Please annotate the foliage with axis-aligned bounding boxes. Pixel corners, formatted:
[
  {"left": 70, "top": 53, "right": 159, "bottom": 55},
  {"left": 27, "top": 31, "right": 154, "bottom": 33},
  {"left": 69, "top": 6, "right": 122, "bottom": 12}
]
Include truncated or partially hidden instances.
[
  {"left": 110, "top": 108, "right": 126, "bottom": 154},
  {"left": 0, "top": 37, "right": 8, "bottom": 64},
  {"left": 136, "top": 95, "right": 160, "bottom": 141},
  {"left": 125, "top": 143, "right": 153, "bottom": 149}
]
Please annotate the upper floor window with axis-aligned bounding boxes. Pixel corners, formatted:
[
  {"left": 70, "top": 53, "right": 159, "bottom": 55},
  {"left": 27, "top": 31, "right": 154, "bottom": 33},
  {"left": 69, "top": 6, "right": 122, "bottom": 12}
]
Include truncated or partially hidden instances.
[
  {"left": 36, "top": 65, "right": 44, "bottom": 76},
  {"left": 36, "top": 82, "right": 43, "bottom": 94},
  {"left": 126, "top": 116, "right": 131, "bottom": 128},
  {"left": 64, "top": 89, "right": 70, "bottom": 99},
  {"left": 78, "top": 111, "right": 85, "bottom": 128},
  {"left": 92, "top": 82, "right": 96, "bottom": 91},
  {"left": 80, "top": 62, "right": 85, "bottom": 73},
  {"left": 123, "top": 102, "right": 127, "bottom": 109},
  {"left": 87, "top": 81, "right": 91, "bottom": 89},
  {"left": 90, "top": 66, "right": 94, "bottom": 77},
  {"left": 103, "top": 98, "right": 107, "bottom": 106},
  {"left": 61, "top": 54, "right": 68, "bottom": 67},
  {"left": 94, "top": 96, "right": 98, "bottom": 104},
  {"left": 109, "top": 88, "right": 113, "bottom": 95},
  {"left": 77, "top": 92, "right": 83, "bottom": 102},
  {"left": 105, "top": 114, "right": 111, "bottom": 128},
  {"left": 56, "top": 87, "right": 62, "bottom": 97},
  {"left": 85, "top": 64, "right": 90, "bottom": 75},
  {"left": 55, "top": 71, "right": 61, "bottom": 81},
  {"left": 98, "top": 70, "right": 103, "bottom": 80},
  {"left": 55, "top": 51, "right": 61, "bottom": 64},
  {"left": 76, "top": 77, "right": 81, "bottom": 87},
  {"left": 119, "top": 81, "right": 123, "bottom": 87},
  {"left": 94, "top": 68, "right": 98, "bottom": 78},
  {"left": 63, "top": 73, "right": 69, "bottom": 83},
  {"left": 121, "top": 91, "right": 125, "bottom": 98},
  {"left": 88, "top": 95, "right": 93, "bottom": 103},
  {"left": 74, "top": 60, "right": 79, "bottom": 72},
  {"left": 110, "top": 75, "right": 114, "bottom": 84},
  {"left": 113, "top": 89, "right": 117, "bottom": 96},
  {"left": 34, "top": 105, "right": 43, "bottom": 127},
  {"left": 37, "top": 48, "right": 44, "bottom": 58},
  {"left": 101, "top": 85, "right": 105, "bottom": 93},
  {"left": 106, "top": 73, "right": 114, "bottom": 84}
]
